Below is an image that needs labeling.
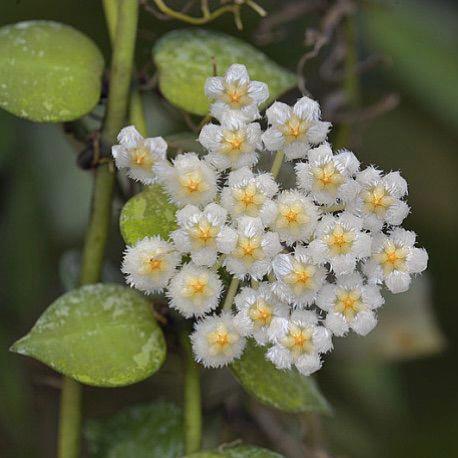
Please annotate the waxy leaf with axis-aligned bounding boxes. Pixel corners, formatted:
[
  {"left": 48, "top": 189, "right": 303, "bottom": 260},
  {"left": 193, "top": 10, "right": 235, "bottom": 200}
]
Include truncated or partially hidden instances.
[
  {"left": 10, "top": 284, "right": 165, "bottom": 387},
  {"left": 186, "top": 445, "right": 283, "bottom": 458},
  {"left": 231, "top": 340, "right": 330, "bottom": 413},
  {"left": 120, "top": 184, "right": 177, "bottom": 245},
  {"left": 86, "top": 401, "right": 183, "bottom": 458},
  {"left": 153, "top": 29, "right": 296, "bottom": 115},
  {"left": 0, "top": 21, "right": 104, "bottom": 122}
]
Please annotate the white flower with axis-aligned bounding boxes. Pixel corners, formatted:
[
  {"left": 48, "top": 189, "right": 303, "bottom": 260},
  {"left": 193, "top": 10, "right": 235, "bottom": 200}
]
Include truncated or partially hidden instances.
[
  {"left": 262, "top": 96, "right": 331, "bottom": 161},
  {"left": 267, "top": 310, "right": 333, "bottom": 376},
  {"left": 295, "top": 143, "right": 360, "bottom": 205},
  {"left": 363, "top": 228, "right": 428, "bottom": 294},
  {"left": 224, "top": 217, "right": 282, "bottom": 280},
  {"left": 349, "top": 167, "right": 410, "bottom": 231},
  {"left": 308, "top": 212, "right": 372, "bottom": 276},
  {"left": 317, "top": 273, "right": 384, "bottom": 336},
  {"left": 155, "top": 153, "right": 218, "bottom": 207},
  {"left": 199, "top": 113, "right": 262, "bottom": 170},
  {"left": 234, "top": 283, "right": 290, "bottom": 345},
  {"left": 112, "top": 126, "right": 167, "bottom": 184},
  {"left": 171, "top": 203, "right": 237, "bottom": 266},
  {"left": 191, "top": 312, "right": 249, "bottom": 367},
  {"left": 221, "top": 167, "right": 278, "bottom": 219},
  {"left": 272, "top": 246, "right": 327, "bottom": 307},
  {"left": 167, "top": 263, "right": 223, "bottom": 318},
  {"left": 122, "top": 236, "right": 180, "bottom": 293},
  {"left": 205, "top": 64, "right": 269, "bottom": 122},
  {"left": 261, "top": 190, "right": 319, "bottom": 245}
]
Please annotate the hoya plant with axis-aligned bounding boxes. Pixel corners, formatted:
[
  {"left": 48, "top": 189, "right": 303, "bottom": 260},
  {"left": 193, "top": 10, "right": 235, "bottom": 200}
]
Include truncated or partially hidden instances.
[{"left": 2, "top": 1, "right": 431, "bottom": 457}]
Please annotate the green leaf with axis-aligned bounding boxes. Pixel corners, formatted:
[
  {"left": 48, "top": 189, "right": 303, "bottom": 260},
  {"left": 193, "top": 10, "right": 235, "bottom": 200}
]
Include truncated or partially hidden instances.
[
  {"left": 186, "top": 444, "right": 284, "bottom": 458},
  {"left": 231, "top": 340, "right": 330, "bottom": 413},
  {"left": 10, "top": 284, "right": 165, "bottom": 387},
  {"left": 0, "top": 21, "right": 104, "bottom": 122},
  {"left": 153, "top": 29, "right": 296, "bottom": 116},
  {"left": 120, "top": 184, "right": 177, "bottom": 246},
  {"left": 85, "top": 401, "right": 183, "bottom": 458}
]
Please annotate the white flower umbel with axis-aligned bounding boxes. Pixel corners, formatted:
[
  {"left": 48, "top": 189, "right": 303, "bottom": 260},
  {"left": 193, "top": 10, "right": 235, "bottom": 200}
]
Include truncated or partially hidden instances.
[
  {"left": 309, "top": 212, "right": 372, "bottom": 276},
  {"left": 221, "top": 167, "right": 278, "bottom": 219},
  {"left": 112, "top": 126, "right": 167, "bottom": 184},
  {"left": 295, "top": 143, "right": 360, "bottom": 205},
  {"left": 234, "top": 283, "right": 289, "bottom": 345},
  {"left": 224, "top": 216, "right": 282, "bottom": 280},
  {"left": 155, "top": 153, "right": 218, "bottom": 207},
  {"left": 191, "top": 312, "right": 249, "bottom": 367},
  {"left": 262, "top": 96, "right": 331, "bottom": 161},
  {"left": 205, "top": 64, "right": 269, "bottom": 122},
  {"left": 261, "top": 190, "right": 319, "bottom": 245},
  {"left": 167, "top": 263, "right": 223, "bottom": 318},
  {"left": 364, "top": 228, "right": 428, "bottom": 294},
  {"left": 350, "top": 167, "right": 410, "bottom": 231},
  {"left": 122, "top": 236, "right": 180, "bottom": 294},
  {"left": 272, "top": 246, "right": 327, "bottom": 307},
  {"left": 171, "top": 203, "right": 237, "bottom": 266},
  {"left": 317, "top": 273, "right": 384, "bottom": 336},
  {"left": 267, "top": 310, "right": 333, "bottom": 376},
  {"left": 199, "top": 113, "right": 262, "bottom": 171}
]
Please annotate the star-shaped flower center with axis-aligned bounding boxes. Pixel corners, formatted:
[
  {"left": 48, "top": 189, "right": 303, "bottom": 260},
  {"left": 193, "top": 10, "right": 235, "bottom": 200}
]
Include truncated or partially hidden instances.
[
  {"left": 280, "top": 114, "right": 309, "bottom": 143},
  {"left": 374, "top": 242, "right": 408, "bottom": 274},
  {"left": 188, "top": 218, "right": 220, "bottom": 248},
  {"left": 284, "top": 262, "right": 316, "bottom": 295},
  {"left": 234, "top": 236, "right": 264, "bottom": 265},
  {"left": 222, "top": 81, "right": 251, "bottom": 108},
  {"left": 334, "top": 289, "right": 362, "bottom": 320},
  {"left": 129, "top": 146, "right": 153, "bottom": 170},
  {"left": 312, "top": 162, "right": 344, "bottom": 192},
  {"left": 207, "top": 325, "right": 239, "bottom": 355},
  {"left": 325, "top": 224, "right": 355, "bottom": 255},
  {"left": 363, "top": 185, "right": 394, "bottom": 216},
  {"left": 283, "top": 325, "right": 313, "bottom": 356},
  {"left": 249, "top": 299, "right": 273, "bottom": 328},
  {"left": 179, "top": 171, "right": 208, "bottom": 196}
]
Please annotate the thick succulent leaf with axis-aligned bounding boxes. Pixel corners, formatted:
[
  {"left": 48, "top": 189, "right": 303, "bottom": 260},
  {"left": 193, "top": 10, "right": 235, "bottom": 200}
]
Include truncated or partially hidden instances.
[
  {"left": 85, "top": 401, "right": 183, "bottom": 458},
  {"left": 186, "top": 445, "right": 283, "bottom": 458},
  {"left": 153, "top": 29, "right": 296, "bottom": 115},
  {"left": 10, "top": 284, "right": 165, "bottom": 387},
  {"left": 120, "top": 184, "right": 177, "bottom": 245},
  {"left": 0, "top": 21, "right": 104, "bottom": 122},
  {"left": 231, "top": 340, "right": 330, "bottom": 413}
]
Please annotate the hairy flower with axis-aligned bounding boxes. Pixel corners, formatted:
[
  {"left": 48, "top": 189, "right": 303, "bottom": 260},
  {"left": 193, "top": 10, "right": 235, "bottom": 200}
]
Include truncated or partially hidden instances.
[
  {"left": 205, "top": 64, "right": 269, "bottom": 122},
  {"left": 112, "top": 126, "right": 167, "bottom": 184},
  {"left": 262, "top": 97, "right": 331, "bottom": 160}
]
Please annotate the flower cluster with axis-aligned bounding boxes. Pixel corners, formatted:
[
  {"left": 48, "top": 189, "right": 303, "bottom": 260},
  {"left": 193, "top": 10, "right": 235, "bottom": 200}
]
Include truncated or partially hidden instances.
[{"left": 114, "top": 64, "right": 428, "bottom": 376}]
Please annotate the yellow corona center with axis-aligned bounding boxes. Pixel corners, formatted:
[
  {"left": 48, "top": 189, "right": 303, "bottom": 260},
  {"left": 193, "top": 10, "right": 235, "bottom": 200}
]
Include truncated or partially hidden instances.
[
  {"left": 220, "top": 130, "right": 248, "bottom": 156},
  {"left": 183, "top": 276, "right": 209, "bottom": 299},
  {"left": 249, "top": 299, "right": 273, "bottom": 328},
  {"left": 222, "top": 82, "right": 251, "bottom": 108},
  {"left": 312, "top": 162, "right": 344, "bottom": 192},
  {"left": 280, "top": 114, "right": 309, "bottom": 143},
  {"left": 207, "top": 325, "right": 238, "bottom": 355},
  {"left": 276, "top": 203, "right": 308, "bottom": 231},
  {"left": 139, "top": 253, "right": 166, "bottom": 276},
  {"left": 363, "top": 185, "right": 394, "bottom": 216},
  {"left": 179, "top": 171, "right": 208, "bottom": 195},
  {"left": 233, "top": 183, "right": 265, "bottom": 216},
  {"left": 188, "top": 219, "right": 219, "bottom": 248},
  {"left": 374, "top": 243, "right": 408, "bottom": 274},
  {"left": 234, "top": 236, "right": 264, "bottom": 265},
  {"left": 284, "top": 262, "right": 316, "bottom": 295},
  {"left": 129, "top": 146, "right": 153, "bottom": 170},
  {"left": 334, "top": 289, "right": 362, "bottom": 320},
  {"left": 325, "top": 224, "right": 355, "bottom": 255},
  {"left": 283, "top": 325, "right": 313, "bottom": 356}
]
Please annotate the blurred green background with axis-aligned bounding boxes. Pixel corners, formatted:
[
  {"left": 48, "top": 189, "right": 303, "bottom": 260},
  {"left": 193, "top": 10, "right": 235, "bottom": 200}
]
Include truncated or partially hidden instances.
[{"left": 0, "top": 0, "right": 457, "bottom": 457}]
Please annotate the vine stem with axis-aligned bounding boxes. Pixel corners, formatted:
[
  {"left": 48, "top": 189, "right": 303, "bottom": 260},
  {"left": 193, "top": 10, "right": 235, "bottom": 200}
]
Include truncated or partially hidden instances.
[
  {"left": 180, "top": 331, "right": 202, "bottom": 454},
  {"left": 57, "top": 1, "right": 139, "bottom": 457}
]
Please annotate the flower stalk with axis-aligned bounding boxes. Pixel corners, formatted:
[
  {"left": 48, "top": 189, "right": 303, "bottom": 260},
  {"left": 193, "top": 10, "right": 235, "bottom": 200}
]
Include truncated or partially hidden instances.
[{"left": 57, "top": 1, "right": 139, "bottom": 457}]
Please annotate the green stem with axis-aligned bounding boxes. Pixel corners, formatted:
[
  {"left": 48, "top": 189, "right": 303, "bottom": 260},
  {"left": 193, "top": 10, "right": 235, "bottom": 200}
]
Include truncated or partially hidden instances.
[
  {"left": 129, "top": 89, "right": 148, "bottom": 136},
  {"left": 222, "top": 277, "right": 240, "bottom": 312},
  {"left": 270, "top": 150, "right": 285, "bottom": 178},
  {"left": 180, "top": 332, "right": 202, "bottom": 454},
  {"left": 58, "top": 1, "right": 139, "bottom": 457}
]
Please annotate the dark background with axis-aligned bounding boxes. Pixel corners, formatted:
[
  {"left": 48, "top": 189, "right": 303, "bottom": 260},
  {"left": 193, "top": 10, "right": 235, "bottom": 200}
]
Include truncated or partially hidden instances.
[{"left": 0, "top": 1, "right": 457, "bottom": 457}]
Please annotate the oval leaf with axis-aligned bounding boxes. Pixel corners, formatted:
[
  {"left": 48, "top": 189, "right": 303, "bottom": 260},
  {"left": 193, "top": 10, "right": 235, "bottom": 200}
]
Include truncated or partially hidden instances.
[
  {"left": 187, "top": 445, "right": 283, "bottom": 458},
  {"left": 153, "top": 29, "right": 296, "bottom": 116},
  {"left": 0, "top": 21, "right": 104, "bottom": 122},
  {"left": 85, "top": 401, "right": 183, "bottom": 458},
  {"left": 120, "top": 184, "right": 177, "bottom": 246},
  {"left": 10, "top": 284, "right": 166, "bottom": 387},
  {"left": 231, "top": 340, "right": 330, "bottom": 413}
]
